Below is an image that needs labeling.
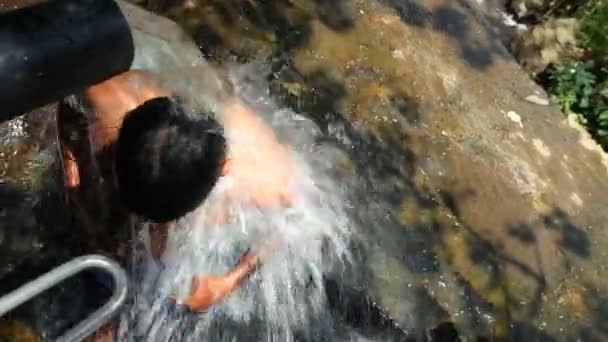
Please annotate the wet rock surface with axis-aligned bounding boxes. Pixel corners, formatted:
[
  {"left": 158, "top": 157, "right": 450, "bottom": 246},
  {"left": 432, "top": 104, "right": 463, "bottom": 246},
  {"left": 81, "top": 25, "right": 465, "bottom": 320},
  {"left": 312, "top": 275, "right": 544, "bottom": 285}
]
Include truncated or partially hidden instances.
[
  {"left": 136, "top": 0, "right": 608, "bottom": 340},
  {"left": 508, "top": 0, "right": 553, "bottom": 19},
  {"left": 511, "top": 17, "right": 579, "bottom": 73},
  {"left": 2, "top": 0, "right": 607, "bottom": 340},
  {"left": 0, "top": 319, "right": 42, "bottom": 342},
  {"left": 0, "top": 105, "right": 72, "bottom": 284},
  {"left": 0, "top": 105, "right": 79, "bottom": 340}
]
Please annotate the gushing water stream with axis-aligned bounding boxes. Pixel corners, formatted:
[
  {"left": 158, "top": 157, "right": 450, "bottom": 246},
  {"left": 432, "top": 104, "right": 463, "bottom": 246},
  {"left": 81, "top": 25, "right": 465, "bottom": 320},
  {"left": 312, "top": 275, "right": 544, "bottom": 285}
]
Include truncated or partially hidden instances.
[{"left": 115, "top": 64, "right": 379, "bottom": 341}]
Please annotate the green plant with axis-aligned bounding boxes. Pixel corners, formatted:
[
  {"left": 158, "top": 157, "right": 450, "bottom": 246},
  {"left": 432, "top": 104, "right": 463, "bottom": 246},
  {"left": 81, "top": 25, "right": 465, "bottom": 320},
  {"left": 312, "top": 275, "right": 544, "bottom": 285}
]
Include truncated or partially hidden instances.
[
  {"left": 596, "top": 87, "right": 608, "bottom": 144},
  {"left": 534, "top": 1, "right": 608, "bottom": 149},
  {"left": 549, "top": 61, "right": 596, "bottom": 113},
  {"left": 579, "top": 0, "right": 608, "bottom": 64},
  {"left": 548, "top": 61, "right": 608, "bottom": 148}
]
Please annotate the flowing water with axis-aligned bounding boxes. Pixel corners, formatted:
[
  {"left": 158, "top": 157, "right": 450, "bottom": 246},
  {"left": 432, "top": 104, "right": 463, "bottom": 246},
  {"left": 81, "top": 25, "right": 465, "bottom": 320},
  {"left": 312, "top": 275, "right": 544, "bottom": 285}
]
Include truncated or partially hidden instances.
[
  {"left": 0, "top": 6, "right": 414, "bottom": 339},
  {"left": 112, "top": 64, "right": 394, "bottom": 341},
  {"left": 3, "top": 0, "right": 608, "bottom": 340},
  {"left": 0, "top": 3, "right": 500, "bottom": 339}
]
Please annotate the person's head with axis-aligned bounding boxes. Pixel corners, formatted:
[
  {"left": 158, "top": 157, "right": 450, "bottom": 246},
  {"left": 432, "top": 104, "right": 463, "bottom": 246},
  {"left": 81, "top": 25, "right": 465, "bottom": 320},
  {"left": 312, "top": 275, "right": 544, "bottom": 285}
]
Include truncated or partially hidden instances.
[{"left": 114, "top": 96, "right": 226, "bottom": 223}]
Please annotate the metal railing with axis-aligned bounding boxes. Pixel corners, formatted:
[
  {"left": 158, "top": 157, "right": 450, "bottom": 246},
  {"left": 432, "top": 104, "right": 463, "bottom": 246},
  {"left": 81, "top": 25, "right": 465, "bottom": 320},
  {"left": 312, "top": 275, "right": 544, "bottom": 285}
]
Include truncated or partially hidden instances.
[{"left": 0, "top": 255, "right": 128, "bottom": 341}]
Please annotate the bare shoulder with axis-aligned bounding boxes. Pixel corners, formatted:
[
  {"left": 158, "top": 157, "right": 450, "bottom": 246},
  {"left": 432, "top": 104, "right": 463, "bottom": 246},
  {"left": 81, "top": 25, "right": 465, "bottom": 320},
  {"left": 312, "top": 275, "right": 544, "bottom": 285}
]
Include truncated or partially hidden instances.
[
  {"left": 87, "top": 70, "right": 165, "bottom": 98},
  {"left": 118, "top": 69, "right": 159, "bottom": 86}
]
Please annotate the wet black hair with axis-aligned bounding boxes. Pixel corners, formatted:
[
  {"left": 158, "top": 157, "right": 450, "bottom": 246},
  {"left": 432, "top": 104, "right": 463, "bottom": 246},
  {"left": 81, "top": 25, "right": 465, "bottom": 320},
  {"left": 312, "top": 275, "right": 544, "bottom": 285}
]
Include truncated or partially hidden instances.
[{"left": 114, "top": 96, "right": 226, "bottom": 223}]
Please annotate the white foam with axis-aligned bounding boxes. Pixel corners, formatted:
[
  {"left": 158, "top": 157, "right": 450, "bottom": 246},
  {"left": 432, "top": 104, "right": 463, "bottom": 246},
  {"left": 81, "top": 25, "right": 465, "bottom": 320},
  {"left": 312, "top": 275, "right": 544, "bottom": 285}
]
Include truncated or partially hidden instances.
[{"left": 119, "top": 63, "right": 360, "bottom": 341}]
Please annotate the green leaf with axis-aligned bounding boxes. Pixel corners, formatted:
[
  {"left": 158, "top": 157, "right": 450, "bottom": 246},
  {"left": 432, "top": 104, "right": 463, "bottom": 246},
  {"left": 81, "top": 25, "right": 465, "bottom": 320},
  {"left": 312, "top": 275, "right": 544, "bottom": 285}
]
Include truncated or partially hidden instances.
[{"left": 598, "top": 110, "right": 608, "bottom": 126}]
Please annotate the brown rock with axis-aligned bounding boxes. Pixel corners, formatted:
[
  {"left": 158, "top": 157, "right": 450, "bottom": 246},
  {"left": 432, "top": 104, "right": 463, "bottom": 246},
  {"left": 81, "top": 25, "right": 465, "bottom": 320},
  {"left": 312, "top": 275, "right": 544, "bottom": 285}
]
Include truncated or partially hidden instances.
[
  {"left": 508, "top": 0, "right": 553, "bottom": 19},
  {"left": 155, "top": 0, "right": 608, "bottom": 339},
  {"left": 512, "top": 17, "right": 581, "bottom": 73},
  {"left": 0, "top": 319, "right": 42, "bottom": 342}
]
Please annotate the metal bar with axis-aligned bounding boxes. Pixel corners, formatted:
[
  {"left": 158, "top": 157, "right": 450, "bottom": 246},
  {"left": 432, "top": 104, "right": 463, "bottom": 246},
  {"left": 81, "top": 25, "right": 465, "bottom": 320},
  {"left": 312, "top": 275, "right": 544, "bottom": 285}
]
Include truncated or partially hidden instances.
[{"left": 0, "top": 255, "right": 129, "bottom": 342}]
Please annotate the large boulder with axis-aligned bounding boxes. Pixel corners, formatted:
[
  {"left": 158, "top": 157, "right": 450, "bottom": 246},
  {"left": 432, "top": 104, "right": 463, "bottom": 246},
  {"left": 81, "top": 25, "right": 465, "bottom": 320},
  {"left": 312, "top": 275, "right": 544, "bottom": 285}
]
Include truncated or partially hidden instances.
[
  {"left": 117, "top": 0, "right": 233, "bottom": 112},
  {"left": 117, "top": 0, "right": 206, "bottom": 71},
  {"left": 148, "top": 0, "right": 608, "bottom": 339}
]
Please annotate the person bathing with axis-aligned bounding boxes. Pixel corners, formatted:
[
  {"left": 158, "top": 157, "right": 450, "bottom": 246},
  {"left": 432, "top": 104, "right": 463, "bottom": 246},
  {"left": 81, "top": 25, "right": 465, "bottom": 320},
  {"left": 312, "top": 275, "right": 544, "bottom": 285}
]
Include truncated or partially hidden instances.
[{"left": 59, "top": 69, "right": 296, "bottom": 312}]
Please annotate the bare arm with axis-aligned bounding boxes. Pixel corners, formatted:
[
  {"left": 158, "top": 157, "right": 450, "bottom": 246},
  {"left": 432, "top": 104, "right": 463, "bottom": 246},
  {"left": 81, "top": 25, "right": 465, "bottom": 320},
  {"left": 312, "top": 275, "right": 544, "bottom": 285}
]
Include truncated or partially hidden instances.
[
  {"left": 177, "top": 237, "right": 282, "bottom": 312},
  {"left": 179, "top": 251, "right": 261, "bottom": 312}
]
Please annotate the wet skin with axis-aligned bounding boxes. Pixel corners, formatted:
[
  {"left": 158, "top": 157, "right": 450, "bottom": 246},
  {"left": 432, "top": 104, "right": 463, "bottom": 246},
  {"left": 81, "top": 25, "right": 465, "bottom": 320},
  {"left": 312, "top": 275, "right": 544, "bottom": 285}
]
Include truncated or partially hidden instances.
[{"left": 59, "top": 70, "right": 296, "bottom": 313}]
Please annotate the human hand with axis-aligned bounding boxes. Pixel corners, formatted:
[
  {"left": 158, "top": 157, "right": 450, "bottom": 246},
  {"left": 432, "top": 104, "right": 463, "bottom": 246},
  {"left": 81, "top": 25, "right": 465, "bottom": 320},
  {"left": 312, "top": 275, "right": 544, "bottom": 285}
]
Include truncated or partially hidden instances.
[
  {"left": 171, "top": 275, "right": 233, "bottom": 312},
  {"left": 170, "top": 250, "right": 263, "bottom": 312}
]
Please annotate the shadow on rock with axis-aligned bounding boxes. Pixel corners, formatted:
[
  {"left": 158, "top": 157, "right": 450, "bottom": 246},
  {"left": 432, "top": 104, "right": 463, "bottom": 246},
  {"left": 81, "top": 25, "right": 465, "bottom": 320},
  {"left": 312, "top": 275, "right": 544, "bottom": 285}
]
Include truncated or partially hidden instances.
[
  {"left": 385, "top": 0, "right": 511, "bottom": 69},
  {"left": 542, "top": 208, "right": 590, "bottom": 258},
  {"left": 147, "top": 0, "right": 354, "bottom": 62},
  {"left": 511, "top": 321, "right": 557, "bottom": 342}
]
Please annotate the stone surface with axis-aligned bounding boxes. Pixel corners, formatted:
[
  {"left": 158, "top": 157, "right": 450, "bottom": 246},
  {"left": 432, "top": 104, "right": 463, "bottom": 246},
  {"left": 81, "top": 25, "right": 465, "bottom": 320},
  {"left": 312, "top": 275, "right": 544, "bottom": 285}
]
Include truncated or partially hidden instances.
[
  {"left": 143, "top": 0, "right": 608, "bottom": 339},
  {"left": 0, "top": 319, "right": 42, "bottom": 342},
  {"left": 3, "top": 0, "right": 607, "bottom": 340},
  {"left": 117, "top": 0, "right": 234, "bottom": 113},
  {"left": 512, "top": 17, "right": 580, "bottom": 73},
  {"left": 525, "top": 94, "right": 550, "bottom": 105},
  {"left": 508, "top": 0, "right": 553, "bottom": 19},
  {"left": 0, "top": 104, "right": 71, "bottom": 285},
  {"left": 117, "top": 0, "right": 207, "bottom": 71},
  {"left": 0, "top": 104, "right": 77, "bottom": 341}
]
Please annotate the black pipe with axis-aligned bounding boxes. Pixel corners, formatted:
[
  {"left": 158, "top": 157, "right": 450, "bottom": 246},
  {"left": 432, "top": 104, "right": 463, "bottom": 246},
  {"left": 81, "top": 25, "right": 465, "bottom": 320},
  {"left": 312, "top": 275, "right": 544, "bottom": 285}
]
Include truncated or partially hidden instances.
[{"left": 0, "top": 0, "right": 134, "bottom": 122}]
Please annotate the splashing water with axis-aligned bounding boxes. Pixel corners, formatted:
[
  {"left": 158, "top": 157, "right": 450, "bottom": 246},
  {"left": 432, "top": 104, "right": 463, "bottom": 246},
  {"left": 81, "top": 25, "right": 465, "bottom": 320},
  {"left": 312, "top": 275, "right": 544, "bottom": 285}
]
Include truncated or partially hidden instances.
[{"left": 117, "top": 63, "right": 367, "bottom": 341}]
